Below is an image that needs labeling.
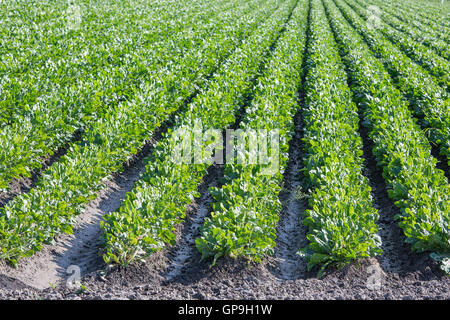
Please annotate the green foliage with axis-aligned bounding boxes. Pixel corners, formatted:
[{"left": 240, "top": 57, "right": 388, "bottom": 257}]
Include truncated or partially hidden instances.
[
  {"left": 101, "top": 0, "right": 297, "bottom": 265},
  {"left": 323, "top": 0, "right": 449, "bottom": 258},
  {"left": 339, "top": 0, "right": 450, "bottom": 160},
  {"left": 297, "top": 0, "right": 381, "bottom": 273},
  {"left": 0, "top": 0, "right": 272, "bottom": 263}
]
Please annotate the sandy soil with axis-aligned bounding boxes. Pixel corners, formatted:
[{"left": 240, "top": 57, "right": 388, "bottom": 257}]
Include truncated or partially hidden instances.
[{"left": 0, "top": 150, "right": 147, "bottom": 290}]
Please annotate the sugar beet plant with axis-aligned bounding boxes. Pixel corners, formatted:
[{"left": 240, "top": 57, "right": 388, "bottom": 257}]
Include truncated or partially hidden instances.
[
  {"left": 0, "top": 0, "right": 274, "bottom": 264},
  {"left": 297, "top": 0, "right": 381, "bottom": 275},
  {"left": 101, "top": 0, "right": 298, "bottom": 265},
  {"left": 195, "top": 0, "right": 309, "bottom": 265},
  {"left": 324, "top": 0, "right": 449, "bottom": 267}
]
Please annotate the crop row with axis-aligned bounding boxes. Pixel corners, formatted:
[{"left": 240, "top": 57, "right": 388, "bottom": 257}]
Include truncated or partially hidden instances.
[
  {"left": 360, "top": 0, "right": 450, "bottom": 59},
  {"left": 380, "top": 0, "right": 450, "bottom": 34},
  {"left": 0, "top": 0, "right": 274, "bottom": 265},
  {"left": 345, "top": 0, "right": 450, "bottom": 89},
  {"left": 323, "top": 0, "right": 449, "bottom": 261},
  {"left": 334, "top": 0, "right": 450, "bottom": 160},
  {"left": 0, "top": 0, "right": 195, "bottom": 124},
  {"left": 101, "top": 0, "right": 298, "bottom": 266},
  {"left": 195, "top": 0, "right": 309, "bottom": 265},
  {"left": 297, "top": 0, "right": 381, "bottom": 274},
  {"left": 0, "top": 0, "right": 242, "bottom": 190}
]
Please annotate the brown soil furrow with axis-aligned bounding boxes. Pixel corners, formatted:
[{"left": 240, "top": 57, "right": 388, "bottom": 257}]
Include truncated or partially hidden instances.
[
  {"left": 163, "top": 165, "right": 222, "bottom": 282},
  {"left": 270, "top": 0, "right": 311, "bottom": 281},
  {"left": 430, "top": 143, "right": 450, "bottom": 181},
  {"left": 270, "top": 112, "right": 309, "bottom": 280}
]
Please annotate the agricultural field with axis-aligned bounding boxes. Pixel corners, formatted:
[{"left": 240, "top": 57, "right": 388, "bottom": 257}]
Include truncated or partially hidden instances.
[{"left": 0, "top": 0, "right": 448, "bottom": 300}]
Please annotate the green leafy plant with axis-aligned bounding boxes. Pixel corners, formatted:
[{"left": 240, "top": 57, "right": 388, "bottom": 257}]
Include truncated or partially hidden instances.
[
  {"left": 296, "top": 0, "right": 381, "bottom": 274},
  {"left": 323, "top": 0, "right": 449, "bottom": 261},
  {"left": 0, "top": 0, "right": 274, "bottom": 263},
  {"left": 101, "top": 0, "right": 298, "bottom": 265}
]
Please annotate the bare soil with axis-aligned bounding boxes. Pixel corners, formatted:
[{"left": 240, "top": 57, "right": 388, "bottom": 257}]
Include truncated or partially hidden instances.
[
  {"left": 269, "top": 112, "right": 309, "bottom": 280},
  {"left": 1, "top": 254, "right": 448, "bottom": 300}
]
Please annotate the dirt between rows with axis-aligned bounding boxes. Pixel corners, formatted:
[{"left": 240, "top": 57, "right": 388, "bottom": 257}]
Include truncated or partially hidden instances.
[{"left": 0, "top": 254, "right": 448, "bottom": 300}]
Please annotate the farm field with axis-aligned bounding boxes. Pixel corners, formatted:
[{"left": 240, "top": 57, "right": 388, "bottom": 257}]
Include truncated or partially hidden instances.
[{"left": 0, "top": 0, "right": 448, "bottom": 300}]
